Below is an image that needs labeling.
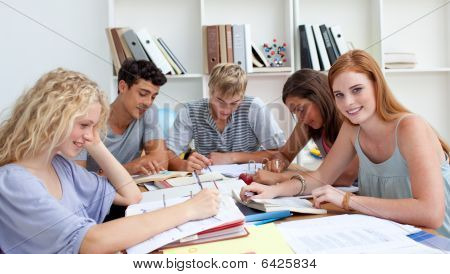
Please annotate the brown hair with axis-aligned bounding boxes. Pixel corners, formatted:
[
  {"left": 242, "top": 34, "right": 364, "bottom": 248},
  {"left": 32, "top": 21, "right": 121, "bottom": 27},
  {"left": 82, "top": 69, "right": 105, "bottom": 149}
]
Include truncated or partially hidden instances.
[
  {"left": 282, "top": 69, "right": 343, "bottom": 143},
  {"left": 328, "top": 49, "right": 449, "bottom": 154}
]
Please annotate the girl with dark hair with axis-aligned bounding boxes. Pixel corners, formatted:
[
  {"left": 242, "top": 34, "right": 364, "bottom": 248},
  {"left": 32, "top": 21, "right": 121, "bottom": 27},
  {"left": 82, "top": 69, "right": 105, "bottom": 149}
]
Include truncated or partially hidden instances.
[{"left": 256, "top": 69, "right": 358, "bottom": 186}]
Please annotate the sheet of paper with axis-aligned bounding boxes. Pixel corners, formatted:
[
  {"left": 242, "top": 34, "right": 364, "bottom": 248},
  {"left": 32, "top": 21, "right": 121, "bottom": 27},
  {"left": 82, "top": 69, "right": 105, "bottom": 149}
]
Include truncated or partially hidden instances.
[
  {"left": 125, "top": 196, "right": 244, "bottom": 254},
  {"left": 276, "top": 214, "right": 442, "bottom": 253},
  {"left": 163, "top": 223, "right": 293, "bottom": 254}
]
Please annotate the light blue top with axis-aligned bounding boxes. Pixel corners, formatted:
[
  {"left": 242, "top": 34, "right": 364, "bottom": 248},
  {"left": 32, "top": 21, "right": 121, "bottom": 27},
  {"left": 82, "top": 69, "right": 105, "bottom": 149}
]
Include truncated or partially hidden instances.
[
  {"left": 0, "top": 155, "right": 116, "bottom": 253},
  {"left": 75, "top": 105, "right": 163, "bottom": 172},
  {"left": 355, "top": 117, "right": 450, "bottom": 238}
]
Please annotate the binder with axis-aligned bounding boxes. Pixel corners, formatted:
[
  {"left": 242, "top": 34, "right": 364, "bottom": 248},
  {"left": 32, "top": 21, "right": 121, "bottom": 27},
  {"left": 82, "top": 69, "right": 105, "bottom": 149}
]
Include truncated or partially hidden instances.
[
  {"left": 219, "top": 25, "right": 227, "bottom": 63},
  {"left": 232, "top": 24, "right": 246, "bottom": 71},
  {"left": 206, "top": 25, "right": 220, "bottom": 73},
  {"left": 157, "top": 37, "right": 187, "bottom": 74},
  {"left": 136, "top": 29, "right": 174, "bottom": 74},
  {"left": 225, "top": 24, "right": 234, "bottom": 63},
  {"left": 244, "top": 210, "right": 292, "bottom": 222},
  {"left": 122, "top": 29, "right": 150, "bottom": 62},
  {"left": 328, "top": 26, "right": 340, "bottom": 58},
  {"left": 329, "top": 25, "right": 349, "bottom": 56},
  {"left": 299, "top": 25, "right": 312, "bottom": 69},
  {"left": 156, "top": 39, "right": 182, "bottom": 75},
  {"left": 251, "top": 42, "right": 269, "bottom": 67},
  {"left": 312, "top": 24, "right": 330, "bottom": 71},
  {"left": 243, "top": 24, "right": 253, "bottom": 73},
  {"left": 305, "top": 24, "right": 320, "bottom": 70},
  {"left": 319, "top": 24, "right": 337, "bottom": 65},
  {"left": 110, "top": 28, "right": 127, "bottom": 66}
]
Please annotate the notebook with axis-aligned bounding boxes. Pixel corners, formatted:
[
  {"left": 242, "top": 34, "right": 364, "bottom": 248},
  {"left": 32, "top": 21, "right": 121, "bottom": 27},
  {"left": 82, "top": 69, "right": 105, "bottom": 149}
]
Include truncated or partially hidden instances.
[
  {"left": 125, "top": 195, "right": 246, "bottom": 254},
  {"left": 156, "top": 172, "right": 226, "bottom": 188}
]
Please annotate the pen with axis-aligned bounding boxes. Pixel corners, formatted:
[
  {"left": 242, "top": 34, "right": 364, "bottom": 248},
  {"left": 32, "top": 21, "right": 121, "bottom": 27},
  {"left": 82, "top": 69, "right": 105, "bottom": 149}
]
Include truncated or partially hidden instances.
[
  {"left": 207, "top": 166, "right": 219, "bottom": 189},
  {"left": 193, "top": 171, "right": 203, "bottom": 190}
]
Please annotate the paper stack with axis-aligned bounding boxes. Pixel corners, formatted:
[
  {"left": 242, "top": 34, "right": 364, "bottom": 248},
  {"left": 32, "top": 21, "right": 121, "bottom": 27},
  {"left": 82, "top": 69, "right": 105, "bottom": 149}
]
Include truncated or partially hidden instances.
[{"left": 384, "top": 52, "right": 417, "bottom": 69}]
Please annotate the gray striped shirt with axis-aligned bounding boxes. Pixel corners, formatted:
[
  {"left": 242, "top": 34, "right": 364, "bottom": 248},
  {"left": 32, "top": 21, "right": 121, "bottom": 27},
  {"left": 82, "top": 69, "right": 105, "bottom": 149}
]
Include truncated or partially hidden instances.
[{"left": 167, "top": 96, "right": 286, "bottom": 156}]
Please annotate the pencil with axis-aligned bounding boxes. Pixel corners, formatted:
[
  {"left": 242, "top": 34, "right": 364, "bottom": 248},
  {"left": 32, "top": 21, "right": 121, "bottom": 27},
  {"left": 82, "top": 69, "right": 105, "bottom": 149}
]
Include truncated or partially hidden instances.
[{"left": 193, "top": 171, "right": 203, "bottom": 190}]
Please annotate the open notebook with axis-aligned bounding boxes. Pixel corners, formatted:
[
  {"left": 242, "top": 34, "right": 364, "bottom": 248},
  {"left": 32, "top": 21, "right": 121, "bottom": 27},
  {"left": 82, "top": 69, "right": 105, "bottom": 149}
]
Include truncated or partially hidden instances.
[
  {"left": 232, "top": 190, "right": 327, "bottom": 214},
  {"left": 132, "top": 171, "right": 189, "bottom": 185},
  {"left": 125, "top": 195, "right": 246, "bottom": 254}
]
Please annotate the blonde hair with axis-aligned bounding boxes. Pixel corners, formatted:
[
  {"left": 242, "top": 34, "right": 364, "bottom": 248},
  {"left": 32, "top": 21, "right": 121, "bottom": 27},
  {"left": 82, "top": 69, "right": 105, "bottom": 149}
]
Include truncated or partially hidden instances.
[
  {"left": 208, "top": 63, "right": 247, "bottom": 97},
  {"left": 0, "top": 68, "right": 110, "bottom": 166},
  {"left": 328, "top": 49, "right": 449, "bottom": 155}
]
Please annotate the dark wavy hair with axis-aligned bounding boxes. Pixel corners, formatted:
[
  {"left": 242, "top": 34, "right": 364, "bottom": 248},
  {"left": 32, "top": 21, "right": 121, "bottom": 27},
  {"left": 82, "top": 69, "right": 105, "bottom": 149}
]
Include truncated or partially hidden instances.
[
  {"left": 118, "top": 59, "right": 167, "bottom": 92},
  {"left": 282, "top": 68, "right": 342, "bottom": 143}
]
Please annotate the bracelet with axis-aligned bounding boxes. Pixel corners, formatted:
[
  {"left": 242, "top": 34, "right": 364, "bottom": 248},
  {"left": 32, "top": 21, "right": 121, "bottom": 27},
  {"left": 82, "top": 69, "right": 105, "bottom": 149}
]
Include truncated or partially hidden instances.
[
  {"left": 342, "top": 192, "right": 354, "bottom": 211},
  {"left": 290, "top": 174, "right": 307, "bottom": 196}
]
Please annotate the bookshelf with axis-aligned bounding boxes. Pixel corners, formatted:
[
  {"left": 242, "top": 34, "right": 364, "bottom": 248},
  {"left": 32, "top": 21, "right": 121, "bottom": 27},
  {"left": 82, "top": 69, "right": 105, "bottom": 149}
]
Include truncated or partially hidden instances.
[
  {"left": 108, "top": 0, "right": 296, "bottom": 136},
  {"left": 294, "top": 0, "right": 450, "bottom": 140},
  {"left": 108, "top": 0, "right": 449, "bottom": 141}
]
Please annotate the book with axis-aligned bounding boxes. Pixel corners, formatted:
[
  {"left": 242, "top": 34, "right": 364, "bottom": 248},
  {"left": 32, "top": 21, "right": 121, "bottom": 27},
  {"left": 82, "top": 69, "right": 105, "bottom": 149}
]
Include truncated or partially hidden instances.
[
  {"left": 299, "top": 25, "right": 312, "bottom": 69},
  {"left": 122, "top": 29, "right": 150, "bottom": 61},
  {"left": 132, "top": 171, "right": 190, "bottom": 185},
  {"left": 163, "top": 223, "right": 294, "bottom": 254},
  {"left": 329, "top": 25, "right": 349, "bottom": 56},
  {"left": 225, "top": 24, "right": 234, "bottom": 63},
  {"left": 206, "top": 25, "right": 220, "bottom": 73},
  {"left": 156, "top": 172, "right": 226, "bottom": 188},
  {"left": 244, "top": 210, "right": 292, "bottom": 222},
  {"left": 219, "top": 24, "right": 227, "bottom": 63},
  {"left": 252, "top": 55, "right": 264, "bottom": 68},
  {"left": 232, "top": 24, "right": 246, "bottom": 71},
  {"left": 156, "top": 37, "right": 187, "bottom": 74},
  {"left": 319, "top": 24, "right": 337, "bottom": 65},
  {"left": 305, "top": 24, "right": 320, "bottom": 70},
  {"left": 232, "top": 190, "right": 327, "bottom": 214},
  {"left": 251, "top": 42, "right": 270, "bottom": 67},
  {"left": 105, "top": 28, "right": 120, "bottom": 74},
  {"left": 312, "top": 24, "right": 330, "bottom": 71},
  {"left": 201, "top": 163, "right": 263, "bottom": 178},
  {"left": 136, "top": 29, "right": 174, "bottom": 74},
  {"left": 125, "top": 195, "right": 246, "bottom": 254}
]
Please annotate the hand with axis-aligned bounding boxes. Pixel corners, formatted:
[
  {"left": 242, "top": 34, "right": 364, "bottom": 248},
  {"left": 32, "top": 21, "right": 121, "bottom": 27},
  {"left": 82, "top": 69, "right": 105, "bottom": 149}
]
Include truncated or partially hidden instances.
[
  {"left": 263, "top": 158, "right": 287, "bottom": 173},
  {"left": 239, "top": 182, "right": 277, "bottom": 202},
  {"left": 83, "top": 128, "right": 102, "bottom": 151},
  {"left": 125, "top": 157, "right": 164, "bottom": 175},
  {"left": 185, "top": 152, "right": 212, "bottom": 172},
  {"left": 253, "top": 169, "right": 284, "bottom": 185},
  {"left": 311, "top": 185, "right": 345, "bottom": 209},
  {"left": 208, "top": 152, "right": 234, "bottom": 165},
  {"left": 184, "top": 189, "right": 221, "bottom": 220}
]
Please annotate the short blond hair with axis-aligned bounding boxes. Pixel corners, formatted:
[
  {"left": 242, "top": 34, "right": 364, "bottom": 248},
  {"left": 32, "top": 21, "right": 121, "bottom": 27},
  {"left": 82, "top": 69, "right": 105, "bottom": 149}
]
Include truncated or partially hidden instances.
[
  {"left": 208, "top": 63, "right": 247, "bottom": 97},
  {"left": 0, "top": 68, "right": 110, "bottom": 165}
]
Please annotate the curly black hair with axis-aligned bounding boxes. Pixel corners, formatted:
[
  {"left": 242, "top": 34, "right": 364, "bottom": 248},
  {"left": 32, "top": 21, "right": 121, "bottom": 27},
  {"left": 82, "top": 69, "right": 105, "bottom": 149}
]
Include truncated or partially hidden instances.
[{"left": 117, "top": 59, "right": 167, "bottom": 92}]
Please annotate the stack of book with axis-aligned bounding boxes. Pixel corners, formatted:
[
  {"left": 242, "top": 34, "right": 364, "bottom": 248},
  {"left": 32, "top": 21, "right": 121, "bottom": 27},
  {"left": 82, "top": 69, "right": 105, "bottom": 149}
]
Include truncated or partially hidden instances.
[
  {"left": 298, "top": 24, "right": 350, "bottom": 71},
  {"left": 105, "top": 27, "right": 187, "bottom": 75},
  {"left": 204, "top": 24, "right": 291, "bottom": 74},
  {"left": 384, "top": 52, "right": 417, "bottom": 69}
]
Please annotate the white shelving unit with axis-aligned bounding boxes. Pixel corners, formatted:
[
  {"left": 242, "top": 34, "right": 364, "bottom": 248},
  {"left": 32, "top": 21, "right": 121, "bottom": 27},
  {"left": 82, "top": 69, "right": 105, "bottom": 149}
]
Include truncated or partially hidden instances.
[
  {"left": 108, "top": 0, "right": 449, "bottom": 141},
  {"left": 294, "top": 0, "right": 449, "bottom": 141}
]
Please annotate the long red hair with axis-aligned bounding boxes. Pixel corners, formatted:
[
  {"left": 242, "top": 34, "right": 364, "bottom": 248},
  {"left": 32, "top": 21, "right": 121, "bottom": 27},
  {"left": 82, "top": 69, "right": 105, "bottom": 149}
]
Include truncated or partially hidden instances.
[{"left": 328, "top": 49, "right": 449, "bottom": 155}]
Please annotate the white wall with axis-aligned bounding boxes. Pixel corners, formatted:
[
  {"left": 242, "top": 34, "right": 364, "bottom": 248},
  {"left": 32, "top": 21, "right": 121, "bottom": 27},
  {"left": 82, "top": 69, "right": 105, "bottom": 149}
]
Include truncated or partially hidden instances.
[{"left": 0, "top": 0, "right": 111, "bottom": 121}]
